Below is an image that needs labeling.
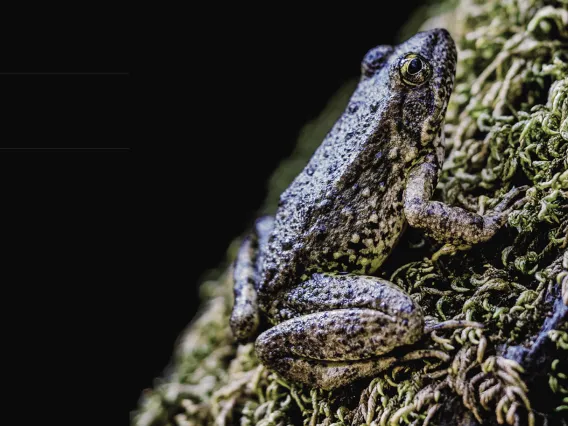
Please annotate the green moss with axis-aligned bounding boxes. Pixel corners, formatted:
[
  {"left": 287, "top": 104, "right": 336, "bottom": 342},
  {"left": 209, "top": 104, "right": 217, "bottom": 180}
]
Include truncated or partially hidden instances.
[{"left": 133, "top": 1, "right": 568, "bottom": 424}]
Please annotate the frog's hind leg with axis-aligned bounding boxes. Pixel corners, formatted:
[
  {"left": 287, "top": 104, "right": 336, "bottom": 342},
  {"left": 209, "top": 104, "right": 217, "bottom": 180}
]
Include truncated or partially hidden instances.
[
  {"left": 230, "top": 216, "right": 273, "bottom": 342},
  {"left": 255, "top": 273, "right": 425, "bottom": 389},
  {"left": 256, "top": 309, "right": 405, "bottom": 389}
]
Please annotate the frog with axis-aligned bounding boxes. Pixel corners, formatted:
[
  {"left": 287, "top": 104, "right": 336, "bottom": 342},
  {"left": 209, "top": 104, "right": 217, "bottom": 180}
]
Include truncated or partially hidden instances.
[{"left": 230, "top": 28, "right": 526, "bottom": 390}]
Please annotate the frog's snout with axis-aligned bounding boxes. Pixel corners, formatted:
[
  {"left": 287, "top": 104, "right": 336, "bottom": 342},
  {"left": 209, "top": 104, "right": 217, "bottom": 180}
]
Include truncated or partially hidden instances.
[
  {"left": 419, "top": 28, "right": 457, "bottom": 66},
  {"left": 418, "top": 28, "right": 454, "bottom": 48},
  {"left": 426, "top": 28, "right": 452, "bottom": 42}
]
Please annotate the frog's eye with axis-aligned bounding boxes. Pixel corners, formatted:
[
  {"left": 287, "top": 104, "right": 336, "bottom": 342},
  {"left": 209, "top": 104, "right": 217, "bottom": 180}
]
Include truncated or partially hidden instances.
[
  {"left": 398, "top": 53, "right": 432, "bottom": 86},
  {"left": 361, "top": 46, "right": 393, "bottom": 77}
]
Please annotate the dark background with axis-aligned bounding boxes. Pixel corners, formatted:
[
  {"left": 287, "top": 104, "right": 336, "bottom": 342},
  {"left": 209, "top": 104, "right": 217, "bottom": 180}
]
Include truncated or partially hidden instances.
[
  {"left": 0, "top": 3, "right": 128, "bottom": 151},
  {"left": 131, "top": 0, "right": 432, "bottom": 417},
  {"left": 0, "top": 4, "right": 131, "bottom": 424},
  {"left": 1, "top": 1, "right": 435, "bottom": 422}
]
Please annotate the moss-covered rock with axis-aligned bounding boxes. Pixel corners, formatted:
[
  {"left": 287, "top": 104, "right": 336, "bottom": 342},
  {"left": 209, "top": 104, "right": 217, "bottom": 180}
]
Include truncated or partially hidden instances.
[{"left": 133, "top": 1, "right": 568, "bottom": 424}]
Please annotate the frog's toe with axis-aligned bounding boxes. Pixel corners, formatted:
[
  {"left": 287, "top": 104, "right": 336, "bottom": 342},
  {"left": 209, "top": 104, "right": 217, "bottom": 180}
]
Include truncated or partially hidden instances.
[{"left": 492, "top": 185, "right": 529, "bottom": 213}]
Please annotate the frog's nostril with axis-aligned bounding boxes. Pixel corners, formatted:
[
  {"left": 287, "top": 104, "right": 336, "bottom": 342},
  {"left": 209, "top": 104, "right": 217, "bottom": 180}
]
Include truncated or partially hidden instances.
[{"left": 430, "top": 28, "right": 450, "bottom": 40}]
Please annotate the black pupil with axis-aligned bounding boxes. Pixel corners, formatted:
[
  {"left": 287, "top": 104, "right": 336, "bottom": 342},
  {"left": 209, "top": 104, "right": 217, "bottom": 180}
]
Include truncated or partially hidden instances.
[{"left": 408, "top": 58, "right": 422, "bottom": 74}]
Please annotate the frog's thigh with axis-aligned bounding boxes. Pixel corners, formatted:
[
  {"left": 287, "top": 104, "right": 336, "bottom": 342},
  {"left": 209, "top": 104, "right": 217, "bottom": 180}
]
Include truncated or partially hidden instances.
[
  {"left": 230, "top": 216, "right": 274, "bottom": 342},
  {"left": 255, "top": 274, "right": 423, "bottom": 389}
]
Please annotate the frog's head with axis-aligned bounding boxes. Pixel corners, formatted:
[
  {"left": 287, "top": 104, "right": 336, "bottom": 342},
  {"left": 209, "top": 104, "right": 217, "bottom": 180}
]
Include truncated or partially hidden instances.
[{"left": 361, "top": 28, "right": 457, "bottom": 148}]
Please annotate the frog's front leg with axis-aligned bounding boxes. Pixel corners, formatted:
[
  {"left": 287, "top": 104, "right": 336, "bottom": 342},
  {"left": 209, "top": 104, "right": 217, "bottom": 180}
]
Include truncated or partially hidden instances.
[
  {"left": 255, "top": 274, "right": 424, "bottom": 389},
  {"left": 403, "top": 153, "right": 526, "bottom": 245}
]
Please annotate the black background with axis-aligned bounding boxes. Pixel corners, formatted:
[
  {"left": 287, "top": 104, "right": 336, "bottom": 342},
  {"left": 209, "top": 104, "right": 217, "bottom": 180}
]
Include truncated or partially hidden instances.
[
  {"left": 135, "top": 1, "right": 431, "bottom": 419},
  {"left": 1, "top": 1, "right": 435, "bottom": 423},
  {"left": 0, "top": 4, "right": 131, "bottom": 424},
  {"left": 0, "top": 3, "right": 128, "bottom": 151}
]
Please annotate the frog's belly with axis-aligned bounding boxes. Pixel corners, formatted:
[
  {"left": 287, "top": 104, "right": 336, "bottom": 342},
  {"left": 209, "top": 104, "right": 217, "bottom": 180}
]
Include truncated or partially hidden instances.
[{"left": 307, "top": 211, "right": 408, "bottom": 276}]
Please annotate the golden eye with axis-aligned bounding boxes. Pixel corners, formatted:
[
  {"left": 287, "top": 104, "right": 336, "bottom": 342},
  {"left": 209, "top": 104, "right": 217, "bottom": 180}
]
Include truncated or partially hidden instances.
[{"left": 399, "top": 53, "right": 432, "bottom": 86}]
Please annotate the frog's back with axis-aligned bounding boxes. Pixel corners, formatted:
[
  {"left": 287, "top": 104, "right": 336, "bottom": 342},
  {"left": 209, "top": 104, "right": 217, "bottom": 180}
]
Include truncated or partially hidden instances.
[
  {"left": 259, "top": 29, "right": 457, "bottom": 300},
  {"left": 262, "top": 90, "right": 408, "bottom": 292}
]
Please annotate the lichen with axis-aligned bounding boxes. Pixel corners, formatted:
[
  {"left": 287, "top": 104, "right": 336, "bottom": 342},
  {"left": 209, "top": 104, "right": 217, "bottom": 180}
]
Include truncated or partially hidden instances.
[{"left": 132, "top": 1, "right": 568, "bottom": 425}]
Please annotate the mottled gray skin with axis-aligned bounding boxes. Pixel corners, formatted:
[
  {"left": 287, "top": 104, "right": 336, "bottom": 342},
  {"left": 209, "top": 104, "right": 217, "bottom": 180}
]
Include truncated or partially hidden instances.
[{"left": 231, "top": 29, "right": 523, "bottom": 390}]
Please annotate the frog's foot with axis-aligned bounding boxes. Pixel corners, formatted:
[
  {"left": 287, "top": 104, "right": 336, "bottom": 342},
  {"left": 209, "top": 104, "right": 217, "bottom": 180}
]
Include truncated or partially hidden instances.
[
  {"left": 479, "top": 185, "right": 529, "bottom": 236},
  {"left": 431, "top": 243, "right": 472, "bottom": 262},
  {"left": 424, "top": 319, "right": 484, "bottom": 333},
  {"left": 255, "top": 274, "right": 425, "bottom": 389},
  {"left": 491, "top": 185, "right": 529, "bottom": 213}
]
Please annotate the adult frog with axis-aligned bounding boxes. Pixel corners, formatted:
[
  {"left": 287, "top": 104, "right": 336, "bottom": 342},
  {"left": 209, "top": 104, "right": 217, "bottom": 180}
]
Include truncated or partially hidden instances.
[{"left": 230, "top": 29, "right": 524, "bottom": 390}]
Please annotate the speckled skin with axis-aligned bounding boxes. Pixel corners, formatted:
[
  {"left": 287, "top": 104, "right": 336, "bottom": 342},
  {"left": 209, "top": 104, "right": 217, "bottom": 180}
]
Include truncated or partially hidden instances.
[{"left": 231, "top": 29, "right": 523, "bottom": 390}]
